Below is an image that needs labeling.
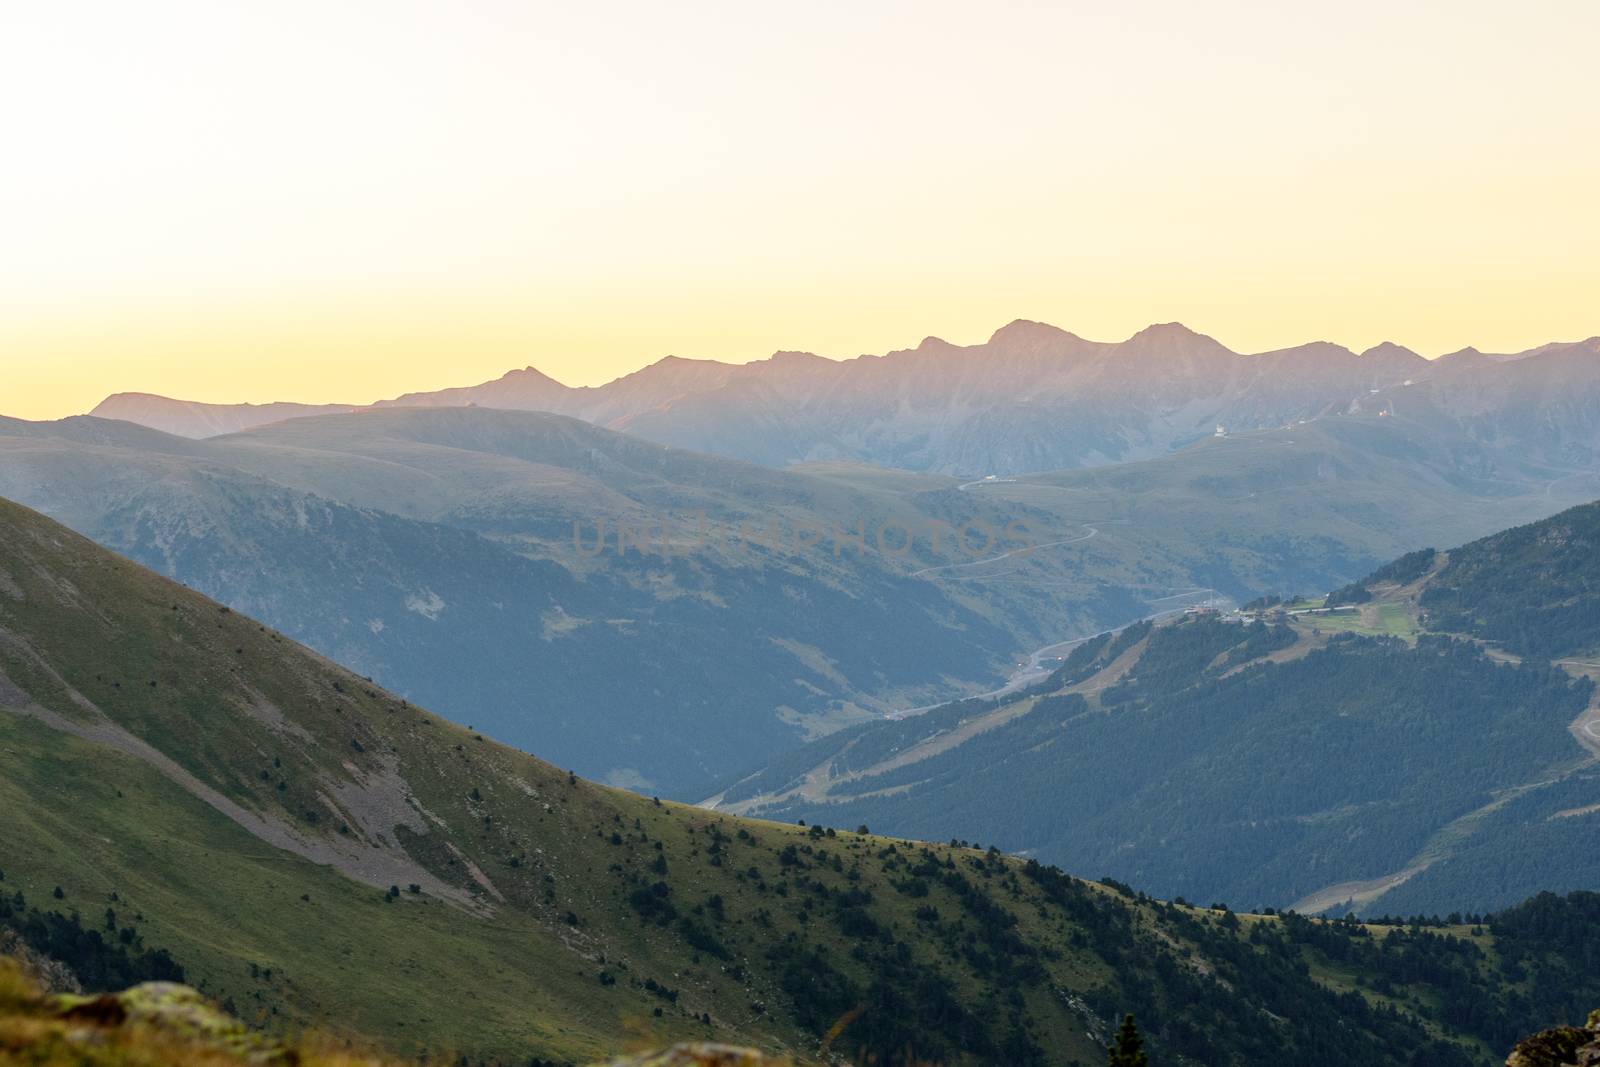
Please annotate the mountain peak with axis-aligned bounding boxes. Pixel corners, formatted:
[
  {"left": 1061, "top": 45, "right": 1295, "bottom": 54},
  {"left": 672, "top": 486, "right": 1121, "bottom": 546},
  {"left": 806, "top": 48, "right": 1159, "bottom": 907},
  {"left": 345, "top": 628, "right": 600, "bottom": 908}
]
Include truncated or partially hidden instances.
[
  {"left": 497, "top": 365, "right": 566, "bottom": 386},
  {"left": 987, "top": 319, "right": 1076, "bottom": 345},
  {"left": 651, "top": 354, "right": 733, "bottom": 367},
  {"left": 87, "top": 393, "right": 359, "bottom": 438},
  {"left": 603, "top": 355, "right": 740, "bottom": 399},
  {"left": 1254, "top": 340, "right": 1354, "bottom": 357},
  {"left": 628, "top": 354, "right": 734, "bottom": 375},
  {"left": 765, "top": 349, "right": 828, "bottom": 366},
  {"left": 1360, "top": 341, "right": 1422, "bottom": 360},
  {"left": 1129, "top": 321, "right": 1204, "bottom": 341},
  {"left": 94, "top": 391, "right": 169, "bottom": 405},
  {"left": 1118, "top": 322, "right": 1233, "bottom": 362}
]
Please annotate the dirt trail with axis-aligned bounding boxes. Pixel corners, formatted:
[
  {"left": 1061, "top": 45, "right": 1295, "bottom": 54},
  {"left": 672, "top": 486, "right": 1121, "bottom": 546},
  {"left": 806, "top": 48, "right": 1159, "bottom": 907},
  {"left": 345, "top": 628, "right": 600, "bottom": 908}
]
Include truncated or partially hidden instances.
[{"left": 1292, "top": 756, "right": 1596, "bottom": 915}]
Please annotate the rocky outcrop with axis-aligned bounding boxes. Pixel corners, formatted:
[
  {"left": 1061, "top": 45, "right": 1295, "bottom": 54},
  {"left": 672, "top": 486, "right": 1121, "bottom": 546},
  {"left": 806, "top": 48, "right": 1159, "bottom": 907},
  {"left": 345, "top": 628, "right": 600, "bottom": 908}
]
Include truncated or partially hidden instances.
[
  {"left": 1507, "top": 1009, "right": 1600, "bottom": 1066},
  {"left": 0, "top": 959, "right": 313, "bottom": 1066},
  {"left": 0, "top": 930, "right": 80, "bottom": 994},
  {"left": 50, "top": 982, "right": 292, "bottom": 1064}
]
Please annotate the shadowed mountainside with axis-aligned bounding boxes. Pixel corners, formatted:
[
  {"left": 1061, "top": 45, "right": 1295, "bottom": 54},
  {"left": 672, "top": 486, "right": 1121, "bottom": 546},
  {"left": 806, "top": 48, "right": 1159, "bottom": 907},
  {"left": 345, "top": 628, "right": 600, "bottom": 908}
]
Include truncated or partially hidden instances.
[
  {"left": 2, "top": 404, "right": 1596, "bottom": 798},
  {"left": 725, "top": 500, "right": 1600, "bottom": 919}
]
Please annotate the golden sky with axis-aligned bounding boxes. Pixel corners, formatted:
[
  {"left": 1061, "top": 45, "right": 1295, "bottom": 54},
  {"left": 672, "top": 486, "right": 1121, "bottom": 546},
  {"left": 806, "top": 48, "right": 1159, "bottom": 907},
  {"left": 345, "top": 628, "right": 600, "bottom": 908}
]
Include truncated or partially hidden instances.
[{"left": 3, "top": 1, "right": 1598, "bottom": 420}]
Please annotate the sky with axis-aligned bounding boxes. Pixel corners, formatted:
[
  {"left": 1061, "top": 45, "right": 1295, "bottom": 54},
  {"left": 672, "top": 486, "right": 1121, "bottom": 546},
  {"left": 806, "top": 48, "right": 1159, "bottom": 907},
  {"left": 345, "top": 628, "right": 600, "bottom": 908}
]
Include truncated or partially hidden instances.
[{"left": 3, "top": 1, "right": 1598, "bottom": 420}]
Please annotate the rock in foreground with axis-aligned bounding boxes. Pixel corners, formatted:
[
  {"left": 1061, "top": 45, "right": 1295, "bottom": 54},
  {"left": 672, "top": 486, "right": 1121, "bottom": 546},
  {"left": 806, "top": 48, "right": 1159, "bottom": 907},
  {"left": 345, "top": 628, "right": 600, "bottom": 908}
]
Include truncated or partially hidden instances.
[{"left": 1507, "top": 1009, "right": 1600, "bottom": 1066}]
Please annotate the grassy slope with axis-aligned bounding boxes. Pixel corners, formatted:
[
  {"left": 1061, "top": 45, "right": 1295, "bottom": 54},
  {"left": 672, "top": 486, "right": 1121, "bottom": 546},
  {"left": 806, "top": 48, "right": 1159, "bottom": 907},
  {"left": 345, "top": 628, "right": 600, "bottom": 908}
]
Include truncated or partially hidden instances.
[
  {"left": 0, "top": 495, "right": 1156, "bottom": 1065},
  {"left": 1293, "top": 601, "right": 1421, "bottom": 640}
]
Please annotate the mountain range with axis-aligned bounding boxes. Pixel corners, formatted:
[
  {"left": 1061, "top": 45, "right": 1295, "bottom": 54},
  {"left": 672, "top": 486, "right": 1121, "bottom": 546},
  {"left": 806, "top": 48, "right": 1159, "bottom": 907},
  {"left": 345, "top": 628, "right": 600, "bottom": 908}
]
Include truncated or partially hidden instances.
[
  {"left": 89, "top": 322, "right": 1600, "bottom": 476},
  {"left": 5, "top": 491, "right": 1600, "bottom": 1066}
]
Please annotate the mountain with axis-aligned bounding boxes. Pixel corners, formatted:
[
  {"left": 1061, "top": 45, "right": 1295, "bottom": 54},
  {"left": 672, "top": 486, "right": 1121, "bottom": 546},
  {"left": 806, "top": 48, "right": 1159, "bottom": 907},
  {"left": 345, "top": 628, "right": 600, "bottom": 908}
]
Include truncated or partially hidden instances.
[
  {"left": 1, "top": 406, "right": 1592, "bottom": 798},
  {"left": 1413, "top": 503, "right": 1600, "bottom": 659},
  {"left": 80, "top": 323, "right": 1599, "bottom": 476},
  {"left": 88, "top": 394, "right": 358, "bottom": 438},
  {"left": 6, "top": 492, "right": 1600, "bottom": 1066},
  {"left": 0, "top": 408, "right": 1056, "bottom": 796},
  {"left": 375, "top": 364, "right": 577, "bottom": 413},
  {"left": 721, "top": 499, "right": 1600, "bottom": 919},
  {"left": 1361, "top": 337, "right": 1600, "bottom": 471}
]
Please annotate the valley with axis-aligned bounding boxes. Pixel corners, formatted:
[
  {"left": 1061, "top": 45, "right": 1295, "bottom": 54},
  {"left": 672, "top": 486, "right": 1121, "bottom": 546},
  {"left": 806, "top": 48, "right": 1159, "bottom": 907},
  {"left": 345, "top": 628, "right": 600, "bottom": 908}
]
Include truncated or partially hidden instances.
[
  {"left": 5, "top": 399, "right": 1590, "bottom": 801},
  {"left": 5, "top": 493, "right": 1600, "bottom": 1066}
]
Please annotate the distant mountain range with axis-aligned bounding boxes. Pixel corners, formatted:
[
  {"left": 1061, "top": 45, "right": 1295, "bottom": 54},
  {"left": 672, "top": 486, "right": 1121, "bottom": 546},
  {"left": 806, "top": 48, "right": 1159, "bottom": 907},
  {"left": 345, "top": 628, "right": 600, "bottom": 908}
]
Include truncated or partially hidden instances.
[
  {"left": 89, "top": 321, "right": 1600, "bottom": 475},
  {"left": 88, "top": 394, "right": 360, "bottom": 437}
]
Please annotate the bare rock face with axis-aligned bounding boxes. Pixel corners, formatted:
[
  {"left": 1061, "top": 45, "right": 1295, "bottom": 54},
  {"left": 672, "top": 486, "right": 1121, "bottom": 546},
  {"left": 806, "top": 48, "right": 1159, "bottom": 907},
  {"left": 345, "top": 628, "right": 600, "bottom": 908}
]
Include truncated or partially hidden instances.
[
  {"left": 1507, "top": 1009, "right": 1600, "bottom": 1066},
  {"left": 0, "top": 930, "right": 80, "bottom": 994}
]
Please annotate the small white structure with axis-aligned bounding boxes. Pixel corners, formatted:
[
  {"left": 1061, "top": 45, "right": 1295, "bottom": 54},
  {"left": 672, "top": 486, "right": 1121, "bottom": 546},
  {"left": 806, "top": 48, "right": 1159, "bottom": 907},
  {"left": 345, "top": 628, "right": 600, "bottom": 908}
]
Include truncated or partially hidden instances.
[{"left": 1214, "top": 425, "right": 1227, "bottom": 437}]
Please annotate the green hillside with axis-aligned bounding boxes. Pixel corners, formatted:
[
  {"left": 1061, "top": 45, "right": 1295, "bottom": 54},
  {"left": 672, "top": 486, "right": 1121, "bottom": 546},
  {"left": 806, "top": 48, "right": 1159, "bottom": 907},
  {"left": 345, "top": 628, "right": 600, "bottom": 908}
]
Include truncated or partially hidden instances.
[
  {"left": 1276, "top": 498, "right": 1600, "bottom": 663},
  {"left": 7, "top": 494, "right": 1600, "bottom": 1065}
]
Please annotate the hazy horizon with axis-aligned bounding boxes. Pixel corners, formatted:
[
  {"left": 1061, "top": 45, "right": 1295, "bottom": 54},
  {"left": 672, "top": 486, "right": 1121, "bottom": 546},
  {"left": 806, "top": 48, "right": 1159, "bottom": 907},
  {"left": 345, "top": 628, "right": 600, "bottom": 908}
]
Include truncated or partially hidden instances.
[{"left": 5, "top": 0, "right": 1599, "bottom": 420}]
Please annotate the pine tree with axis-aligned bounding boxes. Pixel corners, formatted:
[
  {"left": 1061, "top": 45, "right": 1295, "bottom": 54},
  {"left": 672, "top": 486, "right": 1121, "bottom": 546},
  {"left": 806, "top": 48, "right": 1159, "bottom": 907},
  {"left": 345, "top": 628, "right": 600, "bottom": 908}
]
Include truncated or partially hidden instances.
[{"left": 1108, "top": 1013, "right": 1148, "bottom": 1067}]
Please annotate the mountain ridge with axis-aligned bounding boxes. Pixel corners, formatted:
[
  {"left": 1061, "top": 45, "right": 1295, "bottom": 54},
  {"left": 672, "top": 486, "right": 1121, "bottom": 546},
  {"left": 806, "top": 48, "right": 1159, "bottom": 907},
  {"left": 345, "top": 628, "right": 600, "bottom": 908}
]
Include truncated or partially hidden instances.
[{"left": 80, "top": 321, "right": 1599, "bottom": 477}]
